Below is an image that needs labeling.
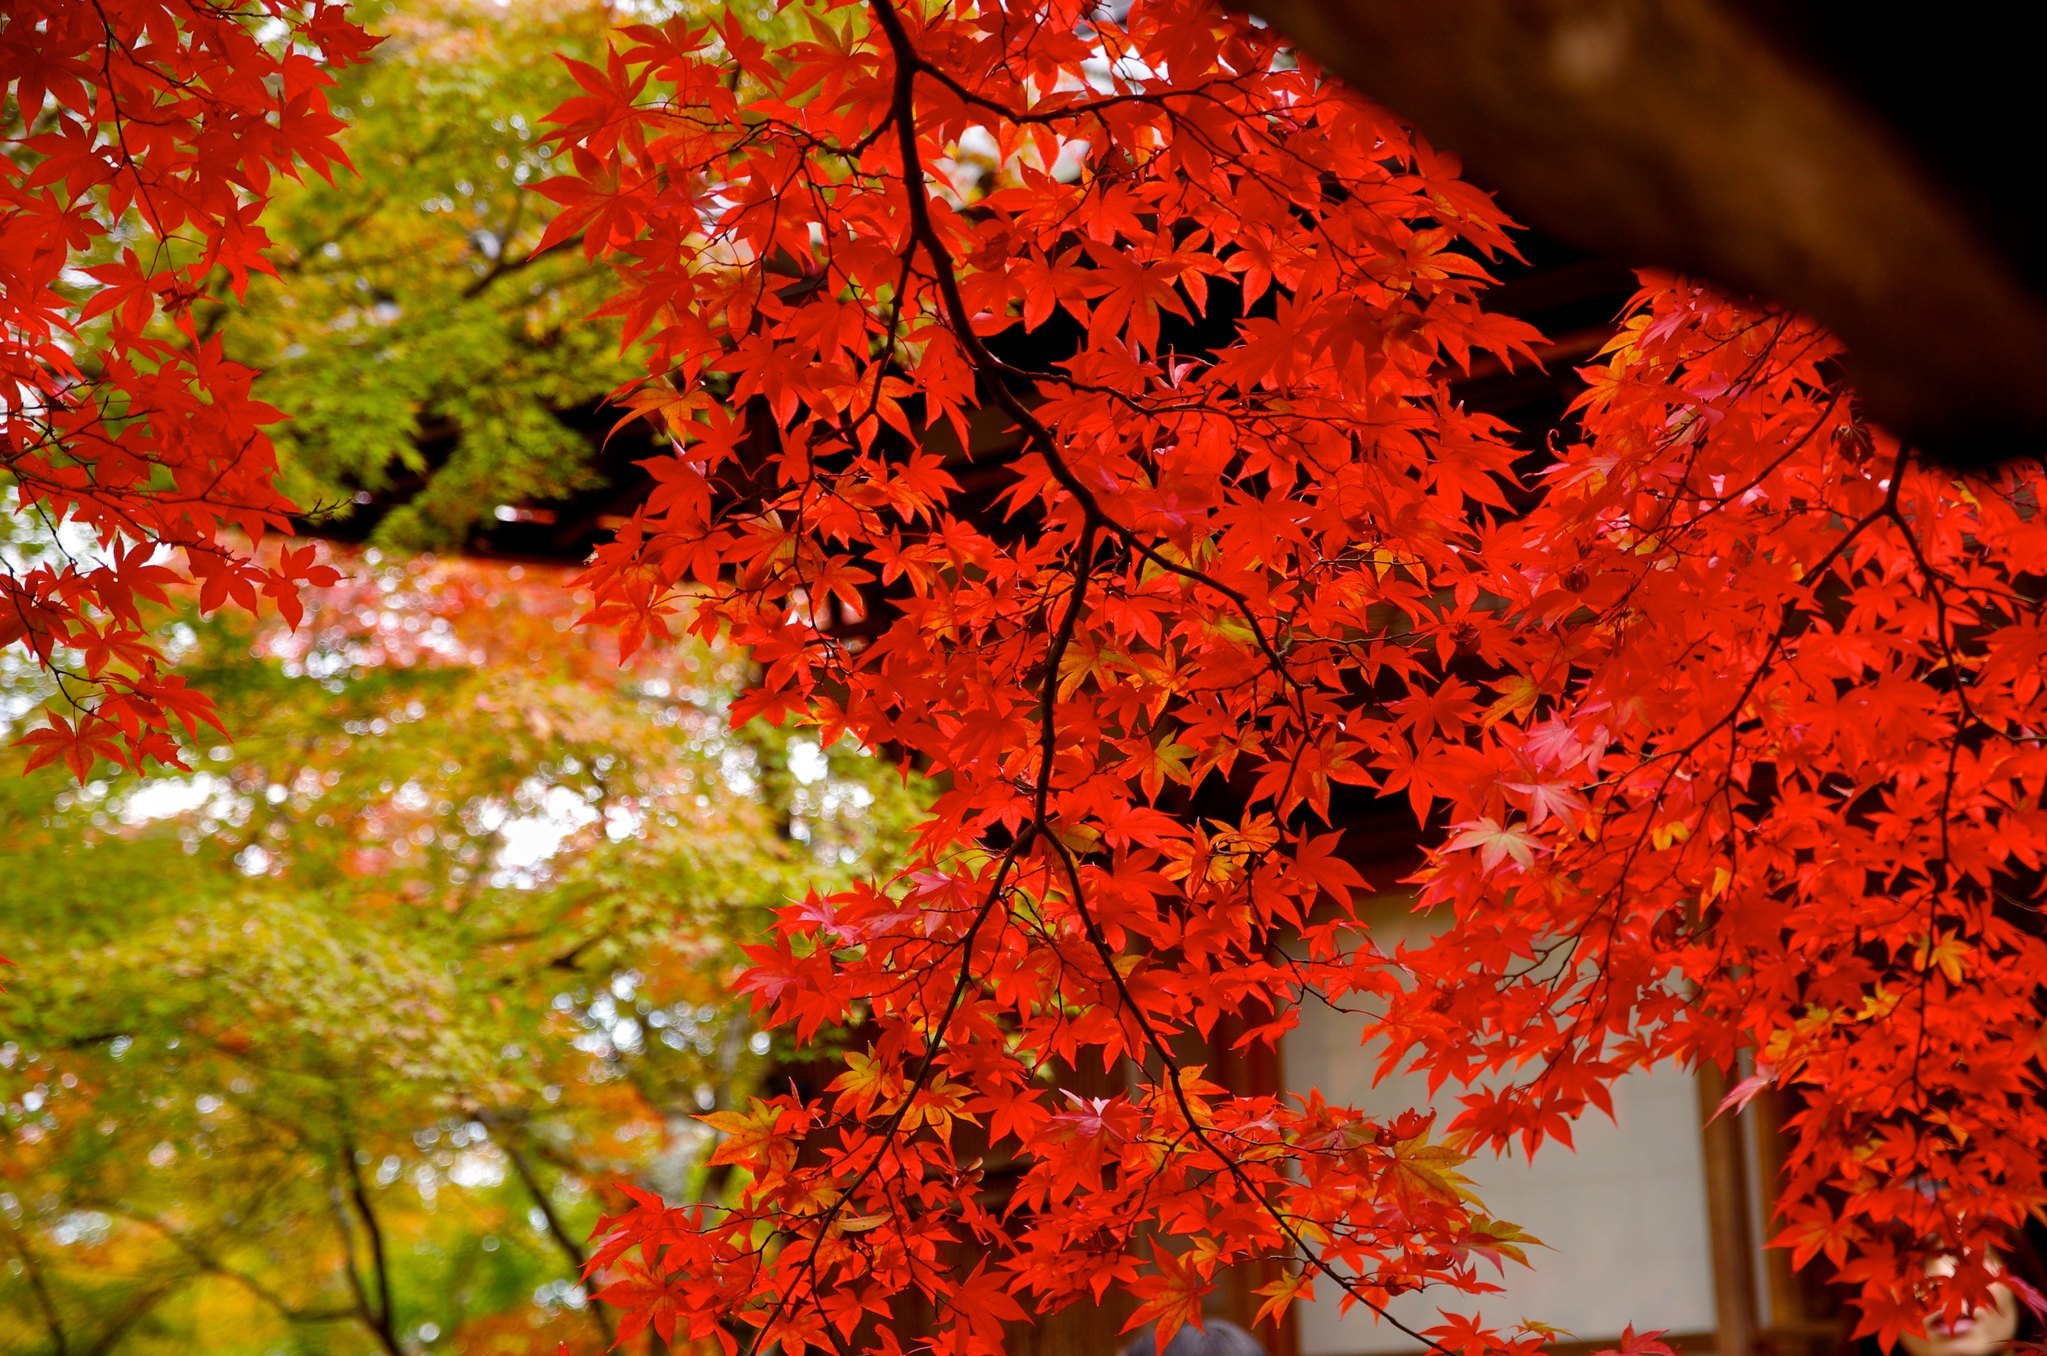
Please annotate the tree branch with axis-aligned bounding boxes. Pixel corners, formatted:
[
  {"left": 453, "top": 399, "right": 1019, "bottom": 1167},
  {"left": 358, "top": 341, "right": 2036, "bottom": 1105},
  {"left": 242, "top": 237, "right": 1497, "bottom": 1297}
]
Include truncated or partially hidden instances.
[
  {"left": 334, "top": 1135, "right": 404, "bottom": 1356},
  {"left": 496, "top": 1128, "right": 616, "bottom": 1345}
]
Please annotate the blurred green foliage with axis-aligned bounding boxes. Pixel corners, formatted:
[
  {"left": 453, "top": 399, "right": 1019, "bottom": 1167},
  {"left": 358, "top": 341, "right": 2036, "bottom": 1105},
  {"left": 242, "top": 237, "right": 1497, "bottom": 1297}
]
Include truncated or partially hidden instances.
[
  {"left": 215, "top": 0, "right": 639, "bottom": 549},
  {"left": 0, "top": 553, "right": 924, "bottom": 1355}
]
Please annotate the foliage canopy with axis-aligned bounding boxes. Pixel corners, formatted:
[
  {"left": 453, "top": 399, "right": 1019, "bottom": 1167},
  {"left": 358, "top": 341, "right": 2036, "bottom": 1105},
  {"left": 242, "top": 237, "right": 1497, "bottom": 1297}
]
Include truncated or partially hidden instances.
[
  {"left": 7, "top": 2, "right": 2047, "bottom": 1355},
  {"left": 1, "top": 551, "right": 920, "bottom": 1354}
]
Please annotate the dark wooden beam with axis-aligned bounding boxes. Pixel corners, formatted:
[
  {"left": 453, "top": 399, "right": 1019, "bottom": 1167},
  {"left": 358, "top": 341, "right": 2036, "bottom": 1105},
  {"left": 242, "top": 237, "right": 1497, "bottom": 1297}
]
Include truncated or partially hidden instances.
[
  {"left": 1230, "top": 0, "right": 2047, "bottom": 468},
  {"left": 1695, "top": 1064, "right": 1761, "bottom": 1356}
]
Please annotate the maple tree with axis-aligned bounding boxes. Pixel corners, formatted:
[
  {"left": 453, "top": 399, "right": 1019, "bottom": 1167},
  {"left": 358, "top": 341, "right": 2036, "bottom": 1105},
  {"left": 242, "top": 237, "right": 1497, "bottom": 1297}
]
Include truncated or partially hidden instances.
[
  {"left": 6, "top": 0, "right": 2047, "bottom": 1353},
  {"left": 1, "top": 0, "right": 376, "bottom": 777},
  {"left": 210, "top": 0, "right": 655, "bottom": 551},
  {"left": 0, "top": 548, "right": 920, "bottom": 1354},
  {"left": 533, "top": 1, "right": 2047, "bottom": 1352}
]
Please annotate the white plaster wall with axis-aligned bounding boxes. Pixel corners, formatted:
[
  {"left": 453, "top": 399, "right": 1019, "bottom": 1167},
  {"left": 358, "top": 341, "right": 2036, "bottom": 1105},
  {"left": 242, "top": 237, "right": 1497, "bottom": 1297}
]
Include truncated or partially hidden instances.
[{"left": 1283, "top": 899, "right": 1719, "bottom": 1355}]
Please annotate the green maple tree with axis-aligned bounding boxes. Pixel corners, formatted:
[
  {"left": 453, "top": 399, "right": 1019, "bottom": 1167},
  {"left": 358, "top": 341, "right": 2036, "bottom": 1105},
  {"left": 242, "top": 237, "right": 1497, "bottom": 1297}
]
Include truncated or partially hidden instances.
[{"left": 0, "top": 550, "right": 921, "bottom": 1355}]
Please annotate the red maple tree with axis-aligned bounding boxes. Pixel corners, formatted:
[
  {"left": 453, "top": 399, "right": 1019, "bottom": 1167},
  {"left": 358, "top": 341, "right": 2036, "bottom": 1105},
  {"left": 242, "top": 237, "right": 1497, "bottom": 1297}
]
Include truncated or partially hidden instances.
[
  {"left": 537, "top": 2, "right": 2047, "bottom": 1351},
  {"left": 7, "top": 1, "right": 2047, "bottom": 1352},
  {"left": 1, "top": 0, "right": 370, "bottom": 777}
]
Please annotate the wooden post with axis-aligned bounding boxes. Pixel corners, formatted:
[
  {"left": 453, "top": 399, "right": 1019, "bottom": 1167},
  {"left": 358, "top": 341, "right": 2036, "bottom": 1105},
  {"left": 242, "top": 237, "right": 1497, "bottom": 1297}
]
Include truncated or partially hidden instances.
[{"left": 1695, "top": 1064, "right": 1761, "bottom": 1356}]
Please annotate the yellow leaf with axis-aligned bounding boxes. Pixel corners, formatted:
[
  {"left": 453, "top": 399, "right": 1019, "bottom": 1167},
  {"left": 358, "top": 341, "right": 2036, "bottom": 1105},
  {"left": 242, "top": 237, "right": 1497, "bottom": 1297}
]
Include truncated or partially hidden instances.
[
  {"left": 837, "top": 1213, "right": 890, "bottom": 1234},
  {"left": 1483, "top": 675, "right": 1540, "bottom": 728}
]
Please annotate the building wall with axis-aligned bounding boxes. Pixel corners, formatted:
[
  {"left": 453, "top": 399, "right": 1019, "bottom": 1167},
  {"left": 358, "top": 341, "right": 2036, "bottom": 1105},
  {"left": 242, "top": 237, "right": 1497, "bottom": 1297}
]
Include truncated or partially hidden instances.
[{"left": 1282, "top": 898, "right": 1721, "bottom": 1355}]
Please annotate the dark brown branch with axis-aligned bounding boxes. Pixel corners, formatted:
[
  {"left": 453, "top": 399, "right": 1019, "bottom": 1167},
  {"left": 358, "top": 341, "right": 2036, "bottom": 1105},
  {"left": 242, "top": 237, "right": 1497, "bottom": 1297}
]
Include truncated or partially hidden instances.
[
  {"left": 81, "top": 1276, "right": 188, "bottom": 1356},
  {"left": 3, "top": 1224, "right": 70, "bottom": 1356},
  {"left": 498, "top": 1131, "right": 616, "bottom": 1345},
  {"left": 335, "top": 1136, "right": 404, "bottom": 1356}
]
